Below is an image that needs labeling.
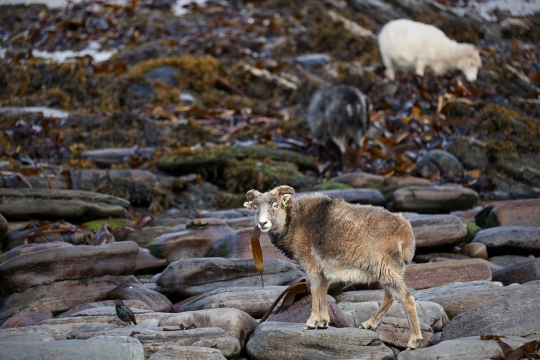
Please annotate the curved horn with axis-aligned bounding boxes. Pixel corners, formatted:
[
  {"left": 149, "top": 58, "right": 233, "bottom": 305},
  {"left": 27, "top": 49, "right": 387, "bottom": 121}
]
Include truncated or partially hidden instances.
[
  {"left": 269, "top": 185, "right": 296, "bottom": 196},
  {"left": 246, "top": 189, "right": 262, "bottom": 201}
]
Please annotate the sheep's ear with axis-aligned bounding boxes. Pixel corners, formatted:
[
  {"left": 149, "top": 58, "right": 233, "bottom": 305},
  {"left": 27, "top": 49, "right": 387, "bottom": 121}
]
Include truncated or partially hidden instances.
[
  {"left": 281, "top": 194, "right": 292, "bottom": 207},
  {"left": 246, "top": 189, "right": 262, "bottom": 201},
  {"left": 244, "top": 201, "right": 253, "bottom": 209}
]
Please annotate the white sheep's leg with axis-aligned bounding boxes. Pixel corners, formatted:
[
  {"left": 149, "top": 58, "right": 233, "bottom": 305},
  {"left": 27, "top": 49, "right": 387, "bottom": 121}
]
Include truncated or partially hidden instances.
[
  {"left": 360, "top": 287, "right": 394, "bottom": 331},
  {"left": 382, "top": 54, "right": 396, "bottom": 80},
  {"left": 318, "top": 277, "right": 330, "bottom": 329},
  {"left": 415, "top": 59, "right": 426, "bottom": 77},
  {"left": 305, "top": 273, "right": 325, "bottom": 329}
]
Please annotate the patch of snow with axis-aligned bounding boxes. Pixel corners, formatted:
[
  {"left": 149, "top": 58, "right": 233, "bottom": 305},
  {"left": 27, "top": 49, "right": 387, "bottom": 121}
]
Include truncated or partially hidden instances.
[
  {"left": 452, "top": 0, "right": 540, "bottom": 21},
  {"left": 32, "top": 46, "right": 116, "bottom": 63},
  {"left": 0, "top": 106, "right": 69, "bottom": 119},
  {"left": 0, "top": 0, "right": 127, "bottom": 7},
  {"left": 173, "top": 0, "right": 207, "bottom": 16}
]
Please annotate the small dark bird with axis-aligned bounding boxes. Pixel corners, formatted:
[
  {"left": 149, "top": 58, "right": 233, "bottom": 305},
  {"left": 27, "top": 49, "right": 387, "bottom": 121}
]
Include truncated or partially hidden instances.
[{"left": 114, "top": 299, "right": 137, "bottom": 325}]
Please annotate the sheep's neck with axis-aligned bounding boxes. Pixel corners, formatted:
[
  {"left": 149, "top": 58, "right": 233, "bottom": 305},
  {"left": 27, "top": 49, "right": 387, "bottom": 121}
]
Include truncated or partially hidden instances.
[{"left": 267, "top": 202, "right": 296, "bottom": 260}]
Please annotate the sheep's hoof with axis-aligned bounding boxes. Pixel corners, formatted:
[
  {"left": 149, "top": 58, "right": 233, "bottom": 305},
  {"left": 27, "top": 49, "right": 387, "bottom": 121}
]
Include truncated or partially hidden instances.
[
  {"left": 359, "top": 321, "right": 375, "bottom": 331},
  {"left": 304, "top": 325, "right": 316, "bottom": 330}
]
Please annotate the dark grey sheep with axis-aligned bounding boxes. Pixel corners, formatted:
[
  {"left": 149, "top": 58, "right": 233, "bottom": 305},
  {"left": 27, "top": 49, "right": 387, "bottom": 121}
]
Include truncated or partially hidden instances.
[{"left": 307, "top": 85, "right": 371, "bottom": 168}]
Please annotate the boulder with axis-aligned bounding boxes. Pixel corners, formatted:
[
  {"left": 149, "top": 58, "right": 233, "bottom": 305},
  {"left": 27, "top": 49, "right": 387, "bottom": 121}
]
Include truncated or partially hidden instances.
[
  {"left": 406, "top": 214, "right": 468, "bottom": 249},
  {"left": 414, "top": 280, "right": 540, "bottom": 319},
  {"left": 176, "top": 286, "right": 288, "bottom": 318},
  {"left": 156, "top": 258, "right": 305, "bottom": 299},
  {"left": 394, "top": 185, "right": 479, "bottom": 214},
  {"left": 492, "top": 258, "right": 540, "bottom": 285},
  {"left": 135, "top": 247, "right": 168, "bottom": 274},
  {"left": 68, "top": 324, "right": 241, "bottom": 359},
  {"left": 296, "top": 189, "right": 386, "bottom": 206},
  {"left": 0, "top": 189, "right": 130, "bottom": 221},
  {"left": 441, "top": 288, "right": 540, "bottom": 340},
  {"left": 0, "top": 274, "right": 140, "bottom": 324},
  {"left": 472, "top": 226, "right": 540, "bottom": 256},
  {"left": 415, "top": 149, "right": 464, "bottom": 179},
  {"left": 397, "top": 336, "right": 532, "bottom": 360},
  {"left": 0, "top": 241, "right": 139, "bottom": 297},
  {"left": 458, "top": 242, "right": 488, "bottom": 259},
  {"left": 246, "top": 322, "right": 394, "bottom": 360},
  {"left": 337, "top": 300, "right": 448, "bottom": 331},
  {"left": 0, "top": 324, "right": 65, "bottom": 342},
  {"left": 148, "top": 346, "right": 226, "bottom": 360},
  {"left": 41, "top": 311, "right": 168, "bottom": 332},
  {"left": 404, "top": 258, "right": 492, "bottom": 290},
  {"left": 335, "top": 290, "right": 388, "bottom": 303},
  {"left": 159, "top": 308, "right": 257, "bottom": 347},
  {"left": 377, "top": 317, "right": 433, "bottom": 349},
  {"left": 208, "top": 228, "right": 293, "bottom": 262},
  {"left": 484, "top": 198, "right": 540, "bottom": 228},
  {"left": 57, "top": 300, "right": 151, "bottom": 317},
  {"left": 146, "top": 219, "right": 234, "bottom": 262},
  {"left": 0, "top": 242, "right": 74, "bottom": 264},
  {"left": 0, "top": 303, "right": 53, "bottom": 329},
  {"left": 330, "top": 172, "right": 430, "bottom": 201},
  {"left": 0, "top": 336, "right": 144, "bottom": 360},
  {"left": 489, "top": 255, "right": 532, "bottom": 268},
  {"left": 108, "top": 282, "right": 173, "bottom": 312},
  {"left": 266, "top": 294, "right": 349, "bottom": 328}
]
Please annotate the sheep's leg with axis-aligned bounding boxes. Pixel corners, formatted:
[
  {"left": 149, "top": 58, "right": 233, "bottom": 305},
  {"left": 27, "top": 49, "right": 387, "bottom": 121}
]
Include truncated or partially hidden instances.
[
  {"left": 318, "top": 277, "right": 330, "bottom": 329},
  {"left": 386, "top": 280, "right": 423, "bottom": 350},
  {"left": 400, "top": 291, "right": 423, "bottom": 350},
  {"left": 331, "top": 136, "right": 347, "bottom": 170},
  {"left": 360, "top": 287, "right": 393, "bottom": 331},
  {"left": 305, "top": 273, "right": 326, "bottom": 329},
  {"left": 382, "top": 54, "right": 396, "bottom": 80},
  {"left": 415, "top": 59, "right": 426, "bottom": 77}
]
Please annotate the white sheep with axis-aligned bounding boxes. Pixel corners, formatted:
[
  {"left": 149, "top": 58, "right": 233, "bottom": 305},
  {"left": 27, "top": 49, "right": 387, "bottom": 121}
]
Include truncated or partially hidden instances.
[
  {"left": 245, "top": 185, "right": 423, "bottom": 350},
  {"left": 378, "top": 19, "right": 481, "bottom": 81}
]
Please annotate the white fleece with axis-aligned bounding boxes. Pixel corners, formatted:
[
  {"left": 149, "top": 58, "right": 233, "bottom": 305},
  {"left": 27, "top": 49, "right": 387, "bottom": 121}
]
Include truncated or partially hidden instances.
[{"left": 378, "top": 19, "right": 482, "bottom": 81}]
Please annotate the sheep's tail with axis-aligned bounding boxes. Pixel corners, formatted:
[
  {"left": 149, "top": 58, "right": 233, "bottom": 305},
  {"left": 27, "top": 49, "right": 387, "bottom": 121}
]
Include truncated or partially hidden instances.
[{"left": 393, "top": 217, "right": 416, "bottom": 265}]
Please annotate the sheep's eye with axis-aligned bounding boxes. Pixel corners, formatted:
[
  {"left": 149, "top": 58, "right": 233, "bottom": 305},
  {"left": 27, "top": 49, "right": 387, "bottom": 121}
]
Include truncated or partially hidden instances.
[
  {"left": 253, "top": 205, "right": 258, "bottom": 211},
  {"left": 272, "top": 202, "right": 279, "bottom": 209}
]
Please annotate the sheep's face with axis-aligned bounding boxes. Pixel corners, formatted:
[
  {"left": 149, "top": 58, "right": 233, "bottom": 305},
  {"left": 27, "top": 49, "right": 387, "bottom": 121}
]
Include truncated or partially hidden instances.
[
  {"left": 244, "top": 192, "right": 292, "bottom": 233},
  {"left": 458, "top": 46, "right": 482, "bottom": 82}
]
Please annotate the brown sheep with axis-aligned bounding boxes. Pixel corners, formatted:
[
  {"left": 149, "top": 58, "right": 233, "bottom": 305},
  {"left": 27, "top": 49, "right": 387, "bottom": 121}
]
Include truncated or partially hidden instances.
[{"left": 244, "top": 185, "right": 423, "bottom": 350}]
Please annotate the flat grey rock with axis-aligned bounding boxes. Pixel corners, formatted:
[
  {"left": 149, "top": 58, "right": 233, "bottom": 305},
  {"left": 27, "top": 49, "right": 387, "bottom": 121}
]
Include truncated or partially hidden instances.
[
  {"left": 177, "top": 286, "right": 288, "bottom": 318},
  {"left": 414, "top": 281, "right": 540, "bottom": 319},
  {"left": 159, "top": 308, "right": 257, "bottom": 347},
  {"left": 441, "top": 288, "right": 540, "bottom": 340},
  {"left": 0, "top": 189, "right": 130, "bottom": 221},
  {"left": 148, "top": 346, "right": 226, "bottom": 360},
  {"left": 0, "top": 336, "right": 144, "bottom": 360},
  {"left": 337, "top": 300, "right": 448, "bottom": 331},
  {"left": 473, "top": 226, "right": 540, "bottom": 256},
  {"left": 246, "top": 322, "right": 394, "bottom": 360},
  {"left": 398, "top": 336, "right": 531, "bottom": 360},
  {"left": 394, "top": 185, "right": 479, "bottom": 214},
  {"left": 492, "top": 258, "right": 540, "bottom": 284},
  {"left": 0, "top": 325, "right": 66, "bottom": 342},
  {"left": 156, "top": 258, "right": 304, "bottom": 299},
  {"left": 296, "top": 189, "right": 386, "bottom": 206},
  {"left": 406, "top": 214, "right": 468, "bottom": 249},
  {"left": 67, "top": 324, "right": 240, "bottom": 359}
]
